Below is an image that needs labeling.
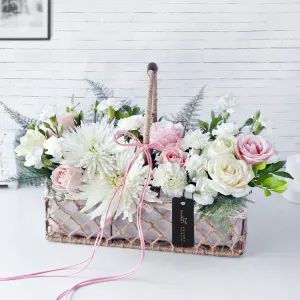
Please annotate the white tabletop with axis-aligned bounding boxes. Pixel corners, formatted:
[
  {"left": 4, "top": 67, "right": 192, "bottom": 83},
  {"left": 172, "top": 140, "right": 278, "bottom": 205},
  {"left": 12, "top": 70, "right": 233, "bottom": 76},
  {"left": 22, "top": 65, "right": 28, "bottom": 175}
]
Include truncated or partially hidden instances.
[{"left": 0, "top": 187, "right": 299, "bottom": 300}]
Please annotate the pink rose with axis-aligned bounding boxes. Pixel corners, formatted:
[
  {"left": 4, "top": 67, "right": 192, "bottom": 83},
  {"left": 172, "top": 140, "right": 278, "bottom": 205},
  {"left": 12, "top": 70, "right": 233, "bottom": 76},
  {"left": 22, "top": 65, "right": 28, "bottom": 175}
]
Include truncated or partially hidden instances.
[
  {"left": 57, "top": 113, "right": 75, "bottom": 131},
  {"left": 236, "top": 134, "right": 278, "bottom": 165},
  {"left": 51, "top": 165, "right": 83, "bottom": 192},
  {"left": 159, "top": 146, "right": 187, "bottom": 167},
  {"left": 150, "top": 121, "right": 184, "bottom": 149}
]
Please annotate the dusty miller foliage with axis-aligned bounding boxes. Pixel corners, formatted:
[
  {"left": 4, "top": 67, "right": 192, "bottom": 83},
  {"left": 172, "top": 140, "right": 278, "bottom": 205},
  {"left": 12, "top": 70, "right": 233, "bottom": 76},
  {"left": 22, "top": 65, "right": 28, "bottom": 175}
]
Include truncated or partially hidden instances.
[
  {"left": 0, "top": 100, "right": 37, "bottom": 128},
  {"left": 169, "top": 86, "right": 205, "bottom": 132},
  {"left": 199, "top": 195, "right": 247, "bottom": 237}
]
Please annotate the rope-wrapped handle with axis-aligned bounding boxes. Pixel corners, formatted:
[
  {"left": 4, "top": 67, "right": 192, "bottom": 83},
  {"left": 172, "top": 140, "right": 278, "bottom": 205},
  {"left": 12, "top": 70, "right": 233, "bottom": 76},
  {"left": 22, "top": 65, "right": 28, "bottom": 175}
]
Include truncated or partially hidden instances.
[{"left": 143, "top": 62, "right": 158, "bottom": 144}]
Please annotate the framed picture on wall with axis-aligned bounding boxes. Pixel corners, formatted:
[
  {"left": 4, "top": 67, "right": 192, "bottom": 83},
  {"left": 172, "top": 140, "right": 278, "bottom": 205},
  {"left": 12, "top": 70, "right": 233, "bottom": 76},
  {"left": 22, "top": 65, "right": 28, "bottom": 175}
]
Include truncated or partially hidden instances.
[{"left": 0, "top": 0, "right": 50, "bottom": 40}]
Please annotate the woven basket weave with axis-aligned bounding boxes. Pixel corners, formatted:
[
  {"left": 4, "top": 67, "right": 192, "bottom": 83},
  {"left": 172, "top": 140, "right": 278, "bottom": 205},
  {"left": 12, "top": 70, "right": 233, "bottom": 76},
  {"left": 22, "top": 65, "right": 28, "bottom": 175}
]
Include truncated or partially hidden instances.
[{"left": 45, "top": 63, "right": 247, "bottom": 257}]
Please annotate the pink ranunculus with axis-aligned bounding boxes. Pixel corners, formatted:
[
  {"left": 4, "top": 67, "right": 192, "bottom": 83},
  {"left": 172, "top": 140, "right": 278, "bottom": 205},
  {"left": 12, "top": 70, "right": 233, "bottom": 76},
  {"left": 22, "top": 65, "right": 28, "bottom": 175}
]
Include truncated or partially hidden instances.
[
  {"left": 51, "top": 165, "right": 83, "bottom": 192},
  {"left": 236, "top": 134, "right": 278, "bottom": 165},
  {"left": 57, "top": 113, "right": 75, "bottom": 131},
  {"left": 150, "top": 121, "right": 184, "bottom": 149},
  {"left": 159, "top": 146, "right": 187, "bottom": 167}
]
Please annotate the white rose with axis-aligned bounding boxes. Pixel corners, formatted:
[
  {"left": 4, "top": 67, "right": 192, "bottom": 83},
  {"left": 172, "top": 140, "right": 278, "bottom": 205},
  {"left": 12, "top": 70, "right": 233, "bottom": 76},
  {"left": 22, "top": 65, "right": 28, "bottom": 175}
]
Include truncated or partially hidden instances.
[
  {"left": 215, "top": 94, "right": 236, "bottom": 114},
  {"left": 152, "top": 162, "right": 187, "bottom": 197},
  {"left": 207, "top": 155, "right": 254, "bottom": 197},
  {"left": 193, "top": 176, "right": 218, "bottom": 205},
  {"left": 185, "top": 154, "right": 207, "bottom": 182},
  {"left": 181, "top": 129, "right": 210, "bottom": 151},
  {"left": 117, "top": 115, "right": 144, "bottom": 133},
  {"left": 203, "top": 135, "right": 236, "bottom": 158},
  {"left": 15, "top": 129, "right": 45, "bottom": 169},
  {"left": 97, "top": 98, "right": 124, "bottom": 112},
  {"left": 43, "top": 136, "right": 63, "bottom": 163},
  {"left": 212, "top": 122, "right": 239, "bottom": 137}
]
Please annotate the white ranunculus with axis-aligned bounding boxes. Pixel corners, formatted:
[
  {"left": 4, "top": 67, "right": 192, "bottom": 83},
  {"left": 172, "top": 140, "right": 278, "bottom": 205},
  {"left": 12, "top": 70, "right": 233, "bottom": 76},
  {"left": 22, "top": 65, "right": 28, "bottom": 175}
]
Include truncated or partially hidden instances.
[
  {"left": 193, "top": 176, "right": 218, "bottom": 205},
  {"left": 15, "top": 129, "right": 45, "bottom": 169},
  {"left": 203, "top": 135, "right": 237, "bottom": 158},
  {"left": 207, "top": 155, "right": 254, "bottom": 197},
  {"left": 117, "top": 115, "right": 144, "bottom": 133},
  {"left": 152, "top": 162, "right": 187, "bottom": 197},
  {"left": 97, "top": 98, "right": 124, "bottom": 112},
  {"left": 43, "top": 136, "right": 63, "bottom": 163},
  {"left": 215, "top": 94, "right": 236, "bottom": 114},
  {"left": 185, "top": 154, "right": 207, "bottom": 182},
  {"left": 212, "top": 122, "right": 239, "bottom": 137},
  {"left": 181, "top": 129, "right": 210, "bottom": 151}
]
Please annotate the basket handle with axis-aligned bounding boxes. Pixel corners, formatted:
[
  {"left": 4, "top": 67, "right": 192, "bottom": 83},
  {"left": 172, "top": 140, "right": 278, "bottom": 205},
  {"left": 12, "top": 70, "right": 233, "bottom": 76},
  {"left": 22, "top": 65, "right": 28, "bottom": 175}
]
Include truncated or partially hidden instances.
[{"left": 143, "top": 62, "right": 158, "bottom": 144}]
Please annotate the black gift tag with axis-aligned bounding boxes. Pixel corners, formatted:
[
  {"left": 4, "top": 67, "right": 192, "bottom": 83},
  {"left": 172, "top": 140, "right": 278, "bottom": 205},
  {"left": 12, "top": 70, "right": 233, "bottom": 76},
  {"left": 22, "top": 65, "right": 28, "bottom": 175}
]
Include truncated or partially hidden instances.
[{"left": 172, "top": 197, "right": 194, "bottom": 247}]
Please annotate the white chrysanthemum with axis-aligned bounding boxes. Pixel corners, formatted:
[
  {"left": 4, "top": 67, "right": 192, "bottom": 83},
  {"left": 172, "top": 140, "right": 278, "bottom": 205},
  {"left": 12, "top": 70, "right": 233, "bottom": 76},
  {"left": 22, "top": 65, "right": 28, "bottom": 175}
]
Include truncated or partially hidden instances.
[
  {"left": 117, "top": 115, "right": 144, "bottom": 133},
  {"left": 215, "top": 94, "right": 236, "bottom": 114},
  {"left": 181, "top": 129, "right": 210, "bottom": 151},
  {"left": 193, "top": 176, "right": 218, "bottom": 205},
  {"left": 185, "top": 154, "right": 207, "bottom": 182},
  {"left": 152, "top": 162, "right": 187, "bottom": 197},
  {"left": 212, "top": 122, "right": 239, "bottom": 137},
  {"left": 97, "top": 98, "right": 124, "bottom": 112},
  {"left": 43, "top": 136, "right": 63, "bottom": 163},
  {"left": 15, "top": 129, "right": 45, "bottom": 169},
  {"left": 62, "top": 120, "right": 119, "bottom": 179},
  {"left": 80, "top": 148, "right": 158, "bottom": 222}
]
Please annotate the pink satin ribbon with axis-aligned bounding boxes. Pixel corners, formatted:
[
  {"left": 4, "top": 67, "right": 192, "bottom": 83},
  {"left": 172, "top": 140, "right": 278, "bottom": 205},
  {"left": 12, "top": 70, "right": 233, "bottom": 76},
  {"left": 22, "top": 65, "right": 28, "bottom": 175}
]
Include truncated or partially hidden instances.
[{"left": 0, "top": 130, "right": 161, "bottom": 300}]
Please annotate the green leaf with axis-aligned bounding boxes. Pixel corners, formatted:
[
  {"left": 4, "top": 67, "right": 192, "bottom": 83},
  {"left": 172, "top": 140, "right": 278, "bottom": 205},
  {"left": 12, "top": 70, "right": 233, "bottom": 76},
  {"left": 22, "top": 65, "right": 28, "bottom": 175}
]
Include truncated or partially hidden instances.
[
  {"left": 198, "top": 120, "right": 209, "bottom": 132},
  {"left": 264, "top": 189, "right": 271, "bottom": 197},
  {"left": 253, "top": 111, "right": 261, "bottom": 121},
  {"left": 42, "top": 122, "right": 51, "bottom": 129},
  {"left": 49, "top": 115, "right": 58, "bottom": 127},
  {"left": 273, "top": 171, "right": 294, "bottom": 179},
  {"left": 267, "top": 161, "right": 286, "bottom": 173},
  {"left": 245, "top": 118, "right": 254, "bottom": 126},
  {"left": 107, "top": 106, "right": 116, "bottom": 121}
]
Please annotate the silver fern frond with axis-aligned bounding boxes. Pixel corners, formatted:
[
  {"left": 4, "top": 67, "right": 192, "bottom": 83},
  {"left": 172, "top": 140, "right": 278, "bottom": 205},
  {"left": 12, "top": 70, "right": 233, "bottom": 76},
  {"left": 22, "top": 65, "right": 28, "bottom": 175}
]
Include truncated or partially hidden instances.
[
  {"left": 169, "top": 86, "right": 205, "bottom": 132},
  {"left": 86, "top": 79, "right": 113, "bottom": 100},
  {"left": 0, "top": 100, "right": 37, "bottom": 127}
]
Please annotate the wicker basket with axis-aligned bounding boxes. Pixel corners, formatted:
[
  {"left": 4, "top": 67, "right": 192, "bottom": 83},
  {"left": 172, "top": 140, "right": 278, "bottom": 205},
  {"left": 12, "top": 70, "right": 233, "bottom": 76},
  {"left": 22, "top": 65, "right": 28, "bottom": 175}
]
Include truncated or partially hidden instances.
[{"left": 45, "top": 63, "right": 247, "bottom": 257}]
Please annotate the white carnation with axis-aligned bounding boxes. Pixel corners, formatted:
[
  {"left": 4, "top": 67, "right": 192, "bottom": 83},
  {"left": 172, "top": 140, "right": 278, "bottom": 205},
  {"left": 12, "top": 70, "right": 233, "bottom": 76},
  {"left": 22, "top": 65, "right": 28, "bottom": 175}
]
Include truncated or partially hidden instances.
[
  {"left": 212, "top": 122, "right": 239, "bottom": 137},
  {"left": 207, "top": 155, "right": 254, "bottom": 197},
  {"left": 185, "top": 154, "right": 207, "bottom": 182},
  {"left": 215, "top": 94, "right": 236, "bottom": 114},
  {"left": 181, "top": 129, "right": 210, "bottom": 151},
  {"left": 43, "top": 136, "right": 63, "bottom": 163},
  {"left": 203, "top": 135, "right": 236, "bottom": 158},
  {"left": 97, "top": 98, "right": 124, "bottom": 112},
  {"left": 152, "top": 162, "right": 187, "bottom": 197},
  {"left": 193, "top": 176, "right": 218, "bottom": 205},
  {"left": 117, "top": 115, "right": 144, "bottom": 133},
  {"left": 15, "top": 129, "right": 45, "bottom": 169}
]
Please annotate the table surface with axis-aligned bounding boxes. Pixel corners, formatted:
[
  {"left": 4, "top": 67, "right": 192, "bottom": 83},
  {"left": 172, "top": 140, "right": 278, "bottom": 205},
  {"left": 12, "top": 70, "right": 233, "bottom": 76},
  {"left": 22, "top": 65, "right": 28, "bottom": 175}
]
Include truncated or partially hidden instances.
[{"left": 0, "top": 187, "right": 299, "bottom": 300}]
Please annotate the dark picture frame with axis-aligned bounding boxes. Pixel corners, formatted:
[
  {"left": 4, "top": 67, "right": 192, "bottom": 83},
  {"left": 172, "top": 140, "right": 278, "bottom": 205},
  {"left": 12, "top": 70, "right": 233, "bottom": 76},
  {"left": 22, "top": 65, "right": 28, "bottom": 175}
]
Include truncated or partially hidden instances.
[{"left": 0, "top": 0, "right": 51, "bottom": 40}]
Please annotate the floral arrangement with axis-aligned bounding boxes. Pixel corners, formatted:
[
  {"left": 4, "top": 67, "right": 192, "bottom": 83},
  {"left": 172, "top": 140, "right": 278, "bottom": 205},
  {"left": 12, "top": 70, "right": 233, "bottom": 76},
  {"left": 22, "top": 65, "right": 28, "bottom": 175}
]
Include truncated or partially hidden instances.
[{"left": 3, "top": 86, "right": 293, "bottom": 225}]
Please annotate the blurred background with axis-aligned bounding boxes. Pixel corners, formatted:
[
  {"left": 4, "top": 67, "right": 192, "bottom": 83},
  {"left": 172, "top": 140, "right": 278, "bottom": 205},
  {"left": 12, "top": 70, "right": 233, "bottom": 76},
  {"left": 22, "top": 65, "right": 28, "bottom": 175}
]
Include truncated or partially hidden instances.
[{"left": 0, "top": 0, "right": 300, "bottom": 157}]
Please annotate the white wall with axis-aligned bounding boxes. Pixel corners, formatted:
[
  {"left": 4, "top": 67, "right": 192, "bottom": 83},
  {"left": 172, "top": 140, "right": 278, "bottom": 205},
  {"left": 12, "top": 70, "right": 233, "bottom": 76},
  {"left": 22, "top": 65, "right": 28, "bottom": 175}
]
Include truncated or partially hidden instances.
[{"left": 0, "top": 0, "right": 300, "bottom": 156}]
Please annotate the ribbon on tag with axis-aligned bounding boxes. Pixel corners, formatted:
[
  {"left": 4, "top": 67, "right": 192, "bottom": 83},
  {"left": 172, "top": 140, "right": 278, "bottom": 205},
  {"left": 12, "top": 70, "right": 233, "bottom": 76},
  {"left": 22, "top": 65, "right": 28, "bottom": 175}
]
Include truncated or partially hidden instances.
[{"left": 0, "top": 130, "right": 165, "bottom": 300}]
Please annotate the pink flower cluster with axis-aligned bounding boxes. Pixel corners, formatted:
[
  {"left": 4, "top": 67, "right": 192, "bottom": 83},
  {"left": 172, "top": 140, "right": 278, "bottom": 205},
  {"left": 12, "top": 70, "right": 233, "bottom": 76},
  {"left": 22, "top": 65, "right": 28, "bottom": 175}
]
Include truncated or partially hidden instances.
[
  {"left": 150, "top": 121, "right": 186, "bottom": 166},
  {"left": 51, "top": 165, "right": 83, "bottom": 192},
  {"left": 236, "top": 134, "right": 278, "bottom": 165}
]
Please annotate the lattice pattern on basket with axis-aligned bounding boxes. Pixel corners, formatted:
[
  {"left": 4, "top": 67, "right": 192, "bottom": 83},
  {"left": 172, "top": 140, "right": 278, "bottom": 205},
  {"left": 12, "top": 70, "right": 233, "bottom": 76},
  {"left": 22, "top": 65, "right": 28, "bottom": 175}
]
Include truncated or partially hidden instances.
[{"left": 45, "top": 188, "right": 247, "bottom": 257}]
